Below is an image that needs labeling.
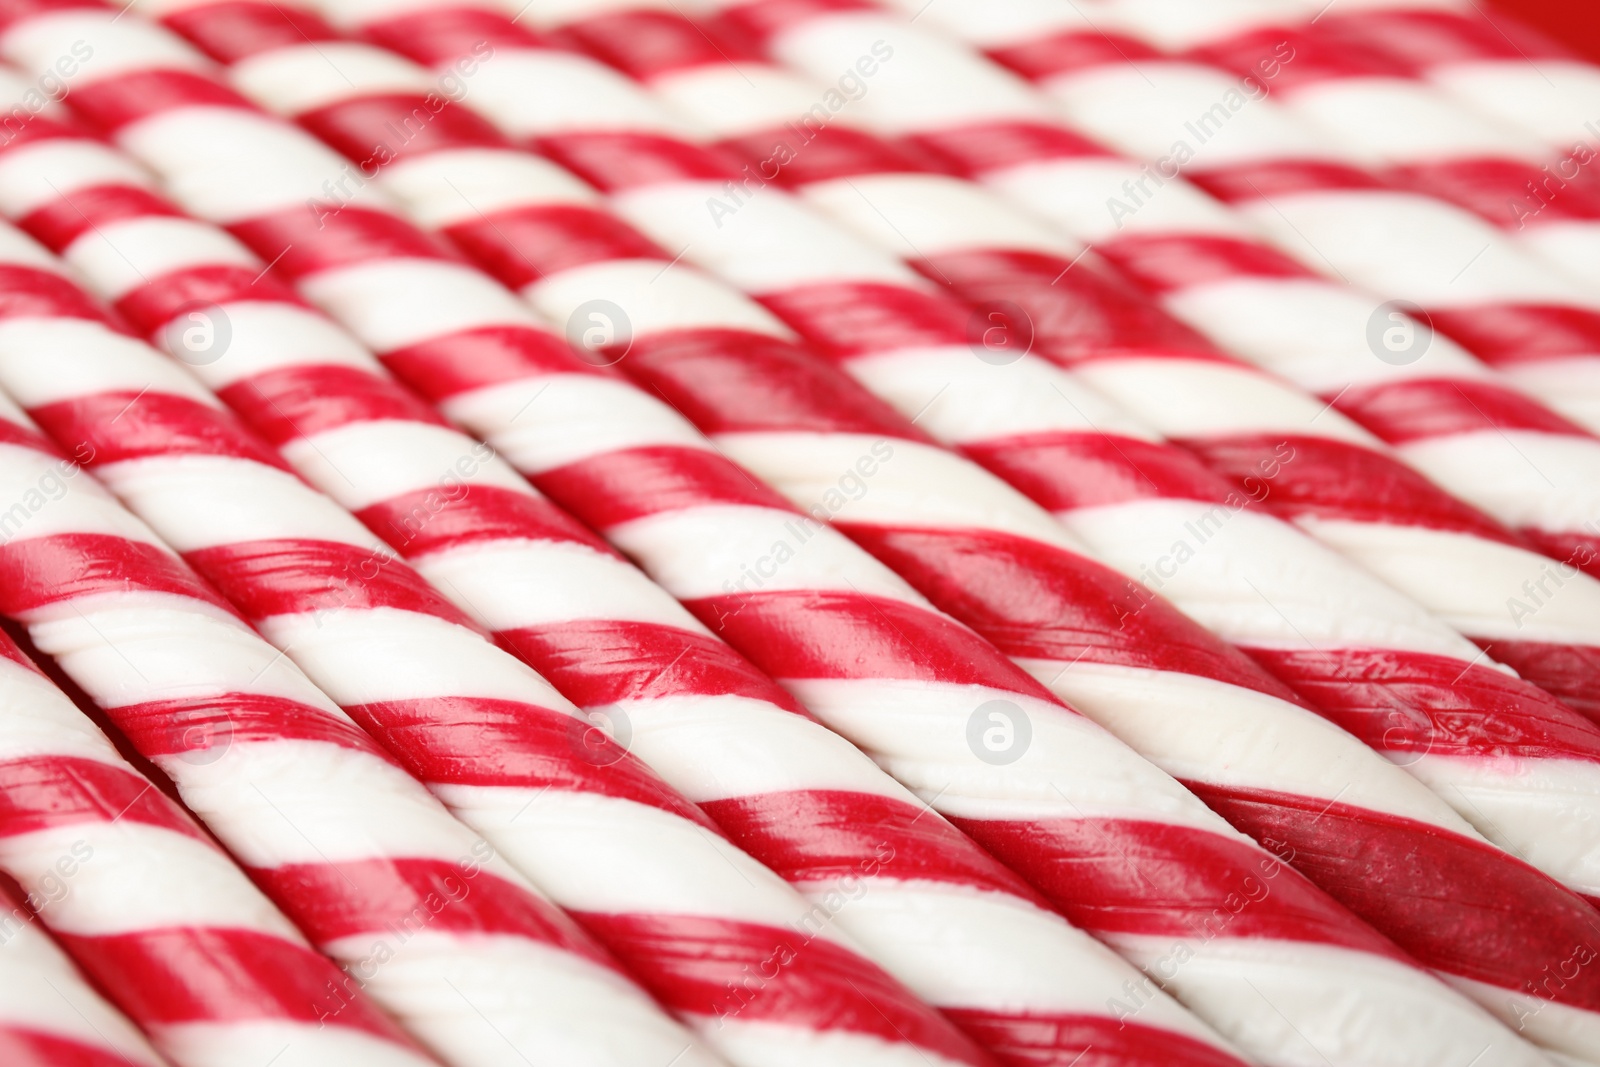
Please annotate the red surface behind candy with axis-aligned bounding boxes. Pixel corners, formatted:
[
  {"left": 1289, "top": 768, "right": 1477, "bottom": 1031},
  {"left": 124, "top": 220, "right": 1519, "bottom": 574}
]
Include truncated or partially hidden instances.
[{"left": 1490, "top": 0, "right": 1600, "bottom": 62}]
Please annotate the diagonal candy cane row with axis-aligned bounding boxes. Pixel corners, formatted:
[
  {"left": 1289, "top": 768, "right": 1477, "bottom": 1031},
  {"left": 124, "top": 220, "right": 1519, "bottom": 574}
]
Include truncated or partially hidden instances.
[
  {"left": 7, "top": 4, "right": 1555, "bottom": 1066},
  {"left": 1159, "top": 0, "right": 1600, "bottom": 291},
  {"left": 0, "top": 39, "right": 1267, "bottom": 1067},
  {"left": 883, "top": 0, "right": 1600, "bottom": 543},
  {"left": 0, "top": 267, "right": 726, "bottom": 1066},
  {"left": 739, "top": 0, "right": 1600, "bottom": 649},
  {"left": 0, "top": 626, "right": 439, "bottom": 1067},
  {"left": 0, "top": 12, "right": 1273, "bottom": 1067},
  {"left": 0, "top": 210, "right": 1001, "bottom": 1067},
  {"left": 647, "top": 16, "right": 1600, "bottom": 722},
  {"left": 1188, "top": 0, "right": 1600, "bottom": 250},
  {"left": 0, "top": 878, "right": 167, "bottom": 1067},
  {"left": 0, "top": 642, "right": 178, "bottom": 1067},
  {"left": 1056, "top": 0, "right": 1600, "bottom": 441},
  {"left": 2, "top": 126, "right": 1280, "bottom": 1067},
  {"left": 1063, "top": 0, "right": 1600, "bottom": 300},
  {"left": 400, "top": 8, "right": 1600, "bottom": 1038},
  {"left": 0, "top": 385, "right": 499, "bottom": 1067},
  {"left": 0, "top": 107, "right": 1045, "bottom": 1067},
  {"left": 521, "top": 0, "right": 1600, "bottom": 910},
  {"left": 0, "top": 221, "right": 1233, "bottom": 1067},
  {"left": 272, "top": 5, "right": 1600, "bottom": 1060},
  {"left": 1294, "top": 0, "right": 1600, "bottom": 165},
  {"left": 127, "top": 1, "right": 1600, "bottom": 1062},
  {"left": 1294, "top": 0, "right": 1600, "bottom": 369}
]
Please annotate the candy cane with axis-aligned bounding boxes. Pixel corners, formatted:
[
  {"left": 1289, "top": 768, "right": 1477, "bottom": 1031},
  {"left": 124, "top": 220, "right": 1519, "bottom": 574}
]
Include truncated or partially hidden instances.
[
  {"left": 1088, "top": 0, "right": 1600, "bottom": 290},
  {"left": 890, "top": 0, "right": 1600, "bottom": 501},
  {"left": 0, "top": 199, "right": 999, "bottom": 1067},
  {"left": 0, "top": 286, "right": 709, "bottom": 1067},
  {"left": 0, "top": 390, "right": 497, "bottom": 1067},
  {"left": 303, "top": 1, "right": 1600, "bottom": 1059},
  {"left": 727, "top": 0, "right": 1600, "bottom": 653},
  {"left": 0, "top": 109, "right": 1040, "bottom": 1067},
  {"left": 0, "top": 34, "right": 1269, "bottom": 1067},
  {"left": 1298, "top": 0, "right": 1600, "bottom": 331},
  {"left": 0, "top": 878, "right": 167, "bottom": 1067},
  {"left": 1301, "top": 0, "right": 1600, "bottom": 161},
  {"left": 0, "top": 3, "right": 1552, "bottom": 1066},
  {"left": 1196, "top": 0, "right": 1600, "bottom": 279},
  {"left": 530, "top": 0, "right": 1600, "bottom": 908},
  {"left": 0, "top": 625, "right": 436, "bottom": 1067},
  {"left": 115, "top": 0, "right": 1600, "bottom": 1061},
  {"left": 1070, "top": 0, "right": 1600, "bottom": 435}
]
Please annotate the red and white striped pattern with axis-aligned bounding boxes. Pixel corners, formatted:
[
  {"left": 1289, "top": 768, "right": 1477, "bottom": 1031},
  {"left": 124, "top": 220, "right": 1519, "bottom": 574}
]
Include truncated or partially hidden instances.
[
  {"left": 0, "top": 12, "right": 1273, "bottom": 1067},
  {"left": 1067, "top": 0, "right": 1600, "bottom": 439},
  {"left": 0, "top": 22, "right": 1286, "bottom": 1067},
  {"left": 0, "top": 388, "right": 500, "bottom": 1067},
  {"left": 675, "top": 46, "right": 1600, "bottom": 719},
  {"left": 728, "top": 0, "right": 1600, "bottom": 656},
  {"left": 1293, "top": 0, "right": 1600, "bottom": 369},
  {"left": 0, "top": 877, "right": 168, "bottom": 1067},
  {"left": 0, "top": 626, "right": 433, "bottom": 1067},
  {"left": 0, "top": 3, "right": 1566, "bottom": 1066},
  {"left": 0, "top": 206, "right": 993, "bottom": 1067},
  {"left": 113, "top": 1, "right": 1600, "bottom": 1062},
  {"left": 522, "top": 0, "right": 1600, "bottom": 911},
  {"left": 889, "top": 0, "right": 1600, "bottom": 476},
  {"left": 1301, "top": 0, "right": 1600, "bottom": 161},
  {"left": 1077, "top": 0, "right": 1600, "bottom": 294},
  {"left": 0, "top": 271, "right": 712, "bottom": 1066},
  {"left": 0, "top": 95, "right": 1276, "bottom": 1067}
]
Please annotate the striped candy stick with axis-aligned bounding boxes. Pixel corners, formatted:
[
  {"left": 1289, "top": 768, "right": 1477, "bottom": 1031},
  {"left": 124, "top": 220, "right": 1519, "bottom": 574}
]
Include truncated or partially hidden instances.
[
  {"left": 0, "top": 209, "right": 991, "bottom": 1067},
  {"left": 711, "top": 0, "right": 1600, "bottom": 646},
  {"left": 0, "top": 388, "right": 522, "bottom": 1067},
  {"left": 0, "top": 99, "right": 1068, "bottom": 1067},
  {"left": 0, "top": 77, "right": 1265, "bottom": 1067},
  {"left": 1222, "top": 0, "right": 1600, "bottom": 267},
  {"left": 1073, "top": 0, "right": 1600, "bottom": 438},
  {"left": 1279, "top": 0, "right": 1600, "bottom": 412},
  {"left": 1054, "top": 0, "right": 1600, "bottom": 294},
  {"left": 134, "top": 3, "right": 1600, "bottom": 1063},
  {"left": 1219, "top": 0, "right": 1600, "bottom": 214},
  {"left": 0, "top": 623, "right": 440, "bottom": 1067},
  {"left": 1303, "top": 0, "right": 1600, "bottom": 160},
  {"left": 1302, "top": 0, "right": 1600, "bottom": 345},
  {"left": 668, "top": 29, "right": 1600, "bottom": 724},
  {"left": 0, "top": 878, "right": 168, "bottom": 1067},
  {"left": 0, "top": 14, "right": 1285, "bottom": 1067},
  {"left": 7, "top": 6, "right": 1544, "bottom": 1067},
  {"left": 934, "top": 0, "right": 1600, "bottom": 439},
  {"left": 531, "top": 0, "right": 1600, "bottom": 907},
  {"left": 0, "top": 319, "right": 707, "bottom": 1067}
]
